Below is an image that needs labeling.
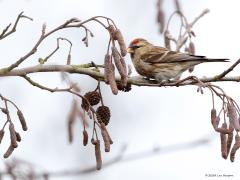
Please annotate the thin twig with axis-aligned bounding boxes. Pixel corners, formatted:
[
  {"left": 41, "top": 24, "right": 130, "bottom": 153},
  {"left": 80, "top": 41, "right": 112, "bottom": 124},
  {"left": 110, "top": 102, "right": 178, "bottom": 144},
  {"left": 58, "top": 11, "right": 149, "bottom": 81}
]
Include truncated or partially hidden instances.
[
  {"left": 41, "top": 37, "right": 72, "bottom": 64},
  {"left": 214, "top": 58, "right": 240, "bottom": 80},
  {"left": 21, "top": 75, "right": 96, "bottom": 113},
  {"left": 0, "top": 12, "right": 33, "bottom": 40},
  {"left": 1, "top": 16, "right": 113, "bottom": 72},
  {"left": 22, "top": 75, "right": 72, "bottom": 92},
  {"left": 189, "top": 9, "right": 210, "bottom": 28}
]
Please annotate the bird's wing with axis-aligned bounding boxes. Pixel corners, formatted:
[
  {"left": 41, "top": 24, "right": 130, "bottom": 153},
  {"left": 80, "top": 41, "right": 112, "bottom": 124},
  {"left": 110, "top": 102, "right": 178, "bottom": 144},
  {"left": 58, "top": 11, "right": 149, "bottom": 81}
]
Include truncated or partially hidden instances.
[{"left": 140, "top": 46, "right": 206, "bottom": 64}]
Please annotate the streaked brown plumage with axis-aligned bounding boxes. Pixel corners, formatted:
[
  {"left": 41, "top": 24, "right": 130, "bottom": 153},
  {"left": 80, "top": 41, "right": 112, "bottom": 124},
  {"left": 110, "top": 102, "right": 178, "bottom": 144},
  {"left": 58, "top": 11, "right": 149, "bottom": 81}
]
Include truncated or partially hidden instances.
[{"left": 127, "top": 38, "right": 229, "bottom": 82}]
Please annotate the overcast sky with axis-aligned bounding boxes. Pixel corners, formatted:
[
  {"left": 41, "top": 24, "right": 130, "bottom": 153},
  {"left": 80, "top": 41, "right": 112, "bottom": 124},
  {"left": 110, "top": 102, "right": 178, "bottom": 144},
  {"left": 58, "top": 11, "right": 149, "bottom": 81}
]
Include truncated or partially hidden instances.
[{"left": 1, "top": 0, "right": 240, "bottom": 180}]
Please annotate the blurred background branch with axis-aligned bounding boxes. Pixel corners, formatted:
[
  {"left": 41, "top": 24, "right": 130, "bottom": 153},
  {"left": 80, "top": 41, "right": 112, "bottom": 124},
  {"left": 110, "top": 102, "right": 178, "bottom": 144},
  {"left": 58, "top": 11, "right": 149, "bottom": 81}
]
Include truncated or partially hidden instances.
[{"left": 0, "top": 135, "right": 211, "bottom": 179}]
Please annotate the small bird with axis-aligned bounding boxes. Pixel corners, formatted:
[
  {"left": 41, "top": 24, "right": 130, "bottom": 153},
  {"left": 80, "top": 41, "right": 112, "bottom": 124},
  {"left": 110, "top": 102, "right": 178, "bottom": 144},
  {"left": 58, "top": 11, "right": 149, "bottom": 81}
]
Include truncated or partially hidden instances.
[{"left": 127, "top": 38, "right": 229, "bottom": 82}]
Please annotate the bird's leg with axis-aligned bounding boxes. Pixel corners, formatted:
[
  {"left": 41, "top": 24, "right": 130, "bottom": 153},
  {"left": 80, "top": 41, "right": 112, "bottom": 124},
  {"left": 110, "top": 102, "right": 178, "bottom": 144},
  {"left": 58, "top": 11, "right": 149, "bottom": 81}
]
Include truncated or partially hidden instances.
[
  {"left": 158, "top": 81, "right": 166, "bottom": 87},
  {"left": 157, "top": 79, "right": 174, "bottom": 87},
  {"left": 188, "top": 67, "right": 195, "bottom": 73},
  {"left": 143, "top": 77, "right": 151, "bottom": 81},
  {"left": 131, "top": 75, "right": 153, "bottom": 83},
  {"left": 158, "top": 75, "right": 182, "bottom": 86},
  {"left": 174, "top": 75, "right": 181, "bottom": 81}
]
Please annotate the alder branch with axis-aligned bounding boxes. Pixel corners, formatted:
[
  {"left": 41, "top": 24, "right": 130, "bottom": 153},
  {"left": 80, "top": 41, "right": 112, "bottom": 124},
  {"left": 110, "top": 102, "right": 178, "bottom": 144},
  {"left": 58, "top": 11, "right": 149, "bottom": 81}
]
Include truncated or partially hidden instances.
[{"left": 0, "top": 64, "right": 239, "bottom": 89}]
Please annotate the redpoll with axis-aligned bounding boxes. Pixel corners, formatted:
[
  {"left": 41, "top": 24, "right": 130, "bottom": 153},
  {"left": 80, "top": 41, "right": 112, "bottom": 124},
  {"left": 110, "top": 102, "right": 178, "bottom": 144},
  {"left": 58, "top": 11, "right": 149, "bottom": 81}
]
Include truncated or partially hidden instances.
[{"left": 127, "top": 38, "right": 228, "bottom": 82}]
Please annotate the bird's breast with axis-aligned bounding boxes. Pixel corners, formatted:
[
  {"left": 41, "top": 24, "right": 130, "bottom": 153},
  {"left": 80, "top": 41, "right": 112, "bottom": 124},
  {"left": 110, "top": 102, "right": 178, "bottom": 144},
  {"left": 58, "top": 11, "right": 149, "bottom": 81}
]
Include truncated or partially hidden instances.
[{"left": 132, "top": 58, "right": 155, "bottom": 78}]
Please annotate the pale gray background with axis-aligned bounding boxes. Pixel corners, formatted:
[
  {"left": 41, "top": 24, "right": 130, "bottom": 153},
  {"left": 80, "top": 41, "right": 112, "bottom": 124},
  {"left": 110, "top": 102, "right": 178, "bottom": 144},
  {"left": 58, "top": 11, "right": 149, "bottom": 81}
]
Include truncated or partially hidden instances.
[{"left": 0, "top": 0, "right": 240, "bottom": 179}]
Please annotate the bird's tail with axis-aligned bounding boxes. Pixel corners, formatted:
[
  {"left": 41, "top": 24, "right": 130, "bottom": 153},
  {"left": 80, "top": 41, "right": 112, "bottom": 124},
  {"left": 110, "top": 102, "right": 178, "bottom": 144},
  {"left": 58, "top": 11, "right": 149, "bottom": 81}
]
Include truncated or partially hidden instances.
[
  {"left": 205, "top": 58, "right": 229, "bottom": 62},
  {"left": 189, "top": 55, "right": 229, "bottom": 62}
]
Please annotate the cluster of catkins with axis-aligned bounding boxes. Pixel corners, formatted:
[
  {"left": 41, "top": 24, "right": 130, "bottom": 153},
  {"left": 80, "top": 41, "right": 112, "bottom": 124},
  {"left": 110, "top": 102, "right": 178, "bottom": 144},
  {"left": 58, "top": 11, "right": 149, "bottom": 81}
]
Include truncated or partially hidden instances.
[
  {"left": 156, "top": 0, "right": 207, "bottom": 56},
  {"left": 211, "top": 100, "right": 240, "bottom": 162},
  {"left": 104, "top": 25, "right": 131, "bottom": 95},
  {"left": 0, "top": 97, "right": 27, "bottom": 158}
]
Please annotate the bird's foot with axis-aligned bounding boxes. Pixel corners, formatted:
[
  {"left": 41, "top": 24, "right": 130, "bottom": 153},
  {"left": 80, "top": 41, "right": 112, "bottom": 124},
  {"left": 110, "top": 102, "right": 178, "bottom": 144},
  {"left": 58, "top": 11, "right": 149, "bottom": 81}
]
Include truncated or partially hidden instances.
[{"left": 157, "top": 79, "right": 174, "bottom": 86}]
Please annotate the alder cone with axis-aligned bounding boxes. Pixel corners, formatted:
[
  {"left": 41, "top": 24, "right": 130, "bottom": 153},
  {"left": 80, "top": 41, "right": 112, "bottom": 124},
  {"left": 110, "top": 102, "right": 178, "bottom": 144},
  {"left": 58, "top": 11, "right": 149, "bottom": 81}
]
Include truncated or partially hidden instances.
[
  {"left": 82, "top": 91, "right": 101, "bottom": 110},
  {"left": 96, "top": 106, "right": 111, "bottom": 126},
  {"left": 117, "top": 81, "right": 132, "bottom": 92}
]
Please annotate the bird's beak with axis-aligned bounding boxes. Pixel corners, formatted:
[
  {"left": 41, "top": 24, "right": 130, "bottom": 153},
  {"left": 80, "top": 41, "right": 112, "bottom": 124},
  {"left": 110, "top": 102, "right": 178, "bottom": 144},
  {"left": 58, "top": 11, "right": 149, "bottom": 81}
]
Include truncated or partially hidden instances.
[{"left": 127, "top": 47, "right": 134, "bottom": 53}]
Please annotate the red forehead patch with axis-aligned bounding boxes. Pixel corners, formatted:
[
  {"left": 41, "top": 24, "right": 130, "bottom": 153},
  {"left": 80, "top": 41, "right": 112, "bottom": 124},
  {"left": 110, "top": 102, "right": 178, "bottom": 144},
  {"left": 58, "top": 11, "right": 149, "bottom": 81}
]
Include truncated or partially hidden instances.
[
  {"left": 130, "top": 38, "right": 146, "bottom": 46},
  {"left": 131, "top": 39, "right": 140, "bottom": 45}
]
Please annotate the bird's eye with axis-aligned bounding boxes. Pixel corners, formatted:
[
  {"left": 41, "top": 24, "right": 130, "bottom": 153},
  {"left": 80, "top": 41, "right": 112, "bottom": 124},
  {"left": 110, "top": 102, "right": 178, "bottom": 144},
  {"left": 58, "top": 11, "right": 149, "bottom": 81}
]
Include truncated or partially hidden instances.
[{"left": 131, "top": 45, "right": 140, "bottom": 49}]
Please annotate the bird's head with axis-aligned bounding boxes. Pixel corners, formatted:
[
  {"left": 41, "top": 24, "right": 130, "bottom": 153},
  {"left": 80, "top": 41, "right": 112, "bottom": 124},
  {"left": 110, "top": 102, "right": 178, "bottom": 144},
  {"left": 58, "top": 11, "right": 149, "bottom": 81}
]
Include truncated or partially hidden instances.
[{"left": 127, "top": 38, "right": 150, "bottom": 58}]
